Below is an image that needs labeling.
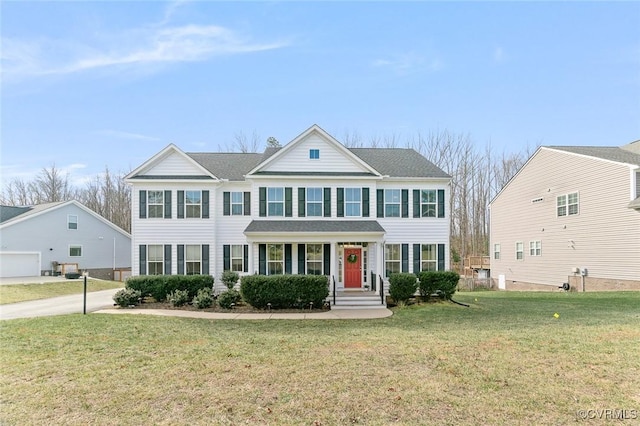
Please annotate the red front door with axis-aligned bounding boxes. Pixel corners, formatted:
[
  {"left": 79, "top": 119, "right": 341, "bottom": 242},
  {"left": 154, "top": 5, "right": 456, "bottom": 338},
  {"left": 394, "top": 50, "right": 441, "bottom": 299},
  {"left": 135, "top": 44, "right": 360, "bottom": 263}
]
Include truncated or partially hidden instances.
[{"left": 344, "top": 248, "right": 362, "bottom": 288}]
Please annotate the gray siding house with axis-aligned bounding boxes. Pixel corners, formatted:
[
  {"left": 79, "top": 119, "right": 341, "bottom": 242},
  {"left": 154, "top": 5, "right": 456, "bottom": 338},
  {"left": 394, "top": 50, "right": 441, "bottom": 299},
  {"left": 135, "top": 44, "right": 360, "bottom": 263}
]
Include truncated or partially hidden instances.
[
  {"left": 0, "top": 200, "right": 131, "bottom": 279},
  {"left": 489, "top": 140, "right": 640, "bottom": 291}
]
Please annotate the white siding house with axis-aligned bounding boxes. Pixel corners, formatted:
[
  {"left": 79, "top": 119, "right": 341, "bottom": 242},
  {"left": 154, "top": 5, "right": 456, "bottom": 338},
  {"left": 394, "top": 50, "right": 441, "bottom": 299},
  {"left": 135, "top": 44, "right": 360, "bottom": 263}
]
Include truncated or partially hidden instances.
[
  {"left": 125, "top": 125, "right": 452, "bottom": 306},
  {"left": 489, "top": 141, "right": 640, "bottom": 291},
  {"left": 0, "top": 200, "right": 131, "bottom": 279}
]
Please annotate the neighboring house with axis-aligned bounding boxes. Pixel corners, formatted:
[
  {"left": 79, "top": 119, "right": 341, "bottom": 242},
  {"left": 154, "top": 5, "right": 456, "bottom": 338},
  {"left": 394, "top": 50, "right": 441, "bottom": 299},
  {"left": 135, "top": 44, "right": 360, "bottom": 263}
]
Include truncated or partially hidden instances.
[
  {"left": 125, "top": 124, "right": 451, "bottom": 306},
  {"left": 0, "top": 200, "right": 131, "bottom": 280},
  {"left": 489, "top": 140, "right": 640, "bottom": 291}
]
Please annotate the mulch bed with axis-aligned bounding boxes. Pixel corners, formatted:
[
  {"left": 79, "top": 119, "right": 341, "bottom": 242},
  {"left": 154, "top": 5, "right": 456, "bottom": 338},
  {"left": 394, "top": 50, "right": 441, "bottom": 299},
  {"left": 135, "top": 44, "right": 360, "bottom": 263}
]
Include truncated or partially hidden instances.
[{"left": 131, "top": 300, "right": 331, "bottom": 314}]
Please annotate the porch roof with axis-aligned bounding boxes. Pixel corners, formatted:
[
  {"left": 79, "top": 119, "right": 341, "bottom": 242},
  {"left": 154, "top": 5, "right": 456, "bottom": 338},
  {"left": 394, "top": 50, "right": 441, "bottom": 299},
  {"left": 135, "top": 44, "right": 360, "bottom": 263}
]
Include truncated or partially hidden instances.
[{"left": 244, "top": 220, "right": 386, "bottom": 234}]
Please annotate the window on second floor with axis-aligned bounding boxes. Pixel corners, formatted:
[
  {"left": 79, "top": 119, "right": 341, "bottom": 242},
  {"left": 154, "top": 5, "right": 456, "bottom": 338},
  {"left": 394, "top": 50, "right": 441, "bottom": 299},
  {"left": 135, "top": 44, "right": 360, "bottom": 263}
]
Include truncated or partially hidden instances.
[
  {"left": 345, "top": 188, "right": 361, "bottom": 217},
  {"left": 420, "top": 190, "right": 437, "bottom": 217},
  {"left": 529, "top": 241, "right": 541, "bottom": 257},
  {"left": 68, "top": 215, "right": 78, "bottom": 230},
  {"left": 148, "top": 191, "right": 164, "bottom": 218},
  {"left": 557, "top": 192, "right": 579, "bottom": 217},
  {"left": 385, "top": 189, "right": 401, "bottom": 217},
  {"left": 268, "top": 188, "right": 284, "bottom": 216},
  {"left": 69, "top": 245, "right": 82, "bottom": 257},
  {"left": 306, "top": 188, "right": 323, "bottom": 217},
  {"left": 185, "top": 191, "right": 202, "bottom": 218},
  {"left": 516, "top": 242, "right": 524, "bottom": 260},
  {"left": 493, "top": 243, "right": 501, "bottom": 260},
  {"left": 231, "top": 192, "right": 244, "bottom": 215}
]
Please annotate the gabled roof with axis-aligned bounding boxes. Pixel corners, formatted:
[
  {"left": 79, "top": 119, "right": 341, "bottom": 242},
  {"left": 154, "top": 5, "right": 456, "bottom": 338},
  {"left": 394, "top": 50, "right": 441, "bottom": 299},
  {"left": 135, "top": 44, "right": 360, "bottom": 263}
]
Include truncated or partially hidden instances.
[
  {"left": 547, "top": 146, "right": 640, "bottom": 167},
  {"left": 350, "top": 148, "right": 451, "bottom": 178},
  {"left": 0, "top": 205, "right": 32, "bottom": 223},
  {"left": 125, "top": 143, "right": 218, "bottom": 181},
  {"left": 187, "top": 152, "right": 265, "bottom": 181},
  {"left": 0, "top": 200, "right": 131, "bottom": 236}
]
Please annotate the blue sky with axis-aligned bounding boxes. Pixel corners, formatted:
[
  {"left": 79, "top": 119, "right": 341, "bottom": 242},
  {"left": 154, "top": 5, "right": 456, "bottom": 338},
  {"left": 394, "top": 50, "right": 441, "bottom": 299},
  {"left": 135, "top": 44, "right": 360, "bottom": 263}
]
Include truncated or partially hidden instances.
[{"left": 2, "top": 1, "right": 639, "bottom": 186}]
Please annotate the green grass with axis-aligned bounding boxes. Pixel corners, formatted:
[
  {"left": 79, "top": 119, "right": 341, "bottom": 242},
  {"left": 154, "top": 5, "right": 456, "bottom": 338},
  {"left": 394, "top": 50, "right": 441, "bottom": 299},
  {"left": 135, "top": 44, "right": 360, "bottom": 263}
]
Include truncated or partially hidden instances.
[
  {"left": 0, "top": 279, "right": 123, "bottom": 304},
  {"left": 1, "top": 291, "right": 639, "bottom": 425}
]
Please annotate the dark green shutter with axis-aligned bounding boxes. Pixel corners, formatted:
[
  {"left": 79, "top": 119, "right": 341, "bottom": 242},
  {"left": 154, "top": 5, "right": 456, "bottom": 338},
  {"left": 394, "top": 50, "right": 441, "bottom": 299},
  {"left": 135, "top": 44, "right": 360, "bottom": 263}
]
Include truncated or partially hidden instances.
[
  {"left": 177, "top": 191, "right": 185, "bottom": 219},
  {"left": 362, "top": 188, "right": 370, "bottom": 217},
  {"left": 139, "top": 245, "right": 147, "bottom": 275},
  {"left": 337, "top": 188, "right": 344, "bottom": 217},
  {"left": 202, "top": 190, "right": 209, "bottom": 219},
  {"left": 164, "top": 244, "right": 171, "bottom": 275},
  {"left": 259, "top": 187, "right": 267, "bottom": 217},
  {"left": 285, "top": 187, "right": 293, "bottom": 217},
  {"left": 413, "top": 244, "right": 421, "bottom": 273},
  {"left": 177, "top": 245, "right": 185, "bottom": 275},
  {"left": 202, "top": 245, "right": 210, "bottom": 275},
  {"left": 323, "top": 188, "right": 331, "bottom": 217},
  {"left": 437, "top": 189, "right": 445, "bottom": 218},
  {"left": 243, "top": 192, "right": 251, "bottom": 216},
  {"left": 223, "top": 245, "right": 231, "bottom": 271},
  {"left": 298, "top": 244, "right": 306, "bottom": 274},
  {"left": 377, "top": 189, "right": 384, "bottom": 218},
  {"left": 298, "top": 188, "right": 306, "bottom": 217},
  {"left": 285, "top": 244, "right": 292, "bottom": 274},
  {"left": 401, "top": 244, "right": 409, "bottom": 273},
  {"left": 164, "top": 191, "right": 172, "bottom": 219},
  {"left": 139, "top": 191, "right": 147, "bottom": 219},
  {"left": 437, "top": 244, "right": 445, "bottom": 271},
  {"left": 323, "top": 244, "right": 330, "bottom": 275},
  {"left": 259, "top": 244, "right": 266, "bottom": 275},
  {"left": 413, "top": 190, "right": 420, "bottom": 218},
  {"left": 223, "top": 192, "right": 231, "bottom": 216},
  {"left": 243, "top": 245, "right": 249, "bottom": 272},
  {"left": 402, "top": 190, "right": 409, "bottom": 218}
]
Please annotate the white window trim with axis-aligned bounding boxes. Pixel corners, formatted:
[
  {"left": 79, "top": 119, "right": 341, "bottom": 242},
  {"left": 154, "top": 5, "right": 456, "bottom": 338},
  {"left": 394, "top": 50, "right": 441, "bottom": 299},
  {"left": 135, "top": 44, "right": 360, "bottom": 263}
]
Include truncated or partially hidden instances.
[
  {"left": 420, "top": 189, "right": 437, "bottom": 218},
  {"left": 384, "top": 189, "right": 401, "bottom": 218},
  {"left": 493, "top": 243, "right": 501, "bottom": 260},
  {"left": 515, "top": 242, "right": 524, "bottom": 260},
  {"left": 185, "top": 190, "right": 202, "bottom": 219},
  {"left": 306, "top": 244, "right": 323, "bottom": 275},
  {"left": 557, "top": 192, "right": 579, "bottom": 217},
  {"left": 345, "top": 188, "right": 361, "bottom": 217},
  {"left": 185, "top": 244, "right": 202, "bottom": 275},
  {"left": 148, "top": 190, "right": 164, "bottom": 218},
  {"left": 267, "top": 243, "right": 284, "bottom": 275},
  {"left": 384, "top": 244, "right": 401, "bottom": 277},
  {"left": 529, "top": 240, "right": 541, "bottom": 257},
  {"left": 231, "top": 244, "right": 244, "bottom": 272},
  {"left": 69, "top": 245, "right": 82, "bottom": 257},
  {"left": 148, "top": 244, "right": 164, "bottom": 275},
  {"left": 231, "top": 191, "right": 244, "bottom": 216},
  {"left": 421, "top": 243, "right": 437, "bottom": 272},
  {"left": 306, "top": 188, "right": 323, "bottom": 217},
  {"left": 68, "top": 214, "right": 78, "bottom": 230},
  {"left": 267, "top": 188, "right": 284, "bottom": 217}
]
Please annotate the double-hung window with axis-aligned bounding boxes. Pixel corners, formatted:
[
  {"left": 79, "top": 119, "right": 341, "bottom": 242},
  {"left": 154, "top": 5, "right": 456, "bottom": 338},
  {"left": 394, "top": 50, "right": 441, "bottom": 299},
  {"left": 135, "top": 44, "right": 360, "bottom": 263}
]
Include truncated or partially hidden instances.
[
  {"left": 68, "top": 215, "right": 78, "bottom": 230},
  {"left": 185, "top": 245, "right": 201, "bottom": 274},
  {"left": 493, "top": 243, "right": 501, "bottom": 260},
  {"left": 345, "top": 188, "right": 361, "bottom": 217},
  {"left": 306, "top": 244, "right": 323, "bottom": 275},
  {"left": 421, "top": 244, "right": 437, "bottom": 271},
  {"left": 421, "top": 190, "right": 437, "bottom": 217},
  {"left": 148, "top": 191, "right": 164, "bottom": 218},
  {"left": 307, "top": 188, "right": 323, "bottom": 217},
  {"left": 185, "top": 191, "right": 201, "bottom": 218},
  {"left": 516, "top": 242, "right": 524, "bottom": 260},
  {"left": 69, "top": 245, "right": 82, "bottom": 257},
  {"left": 231, "top": 192, "right": 244, "bottom": 215},
  {"left": 268, "top": 188, "right": 284, "bottom": 216},
  {"left": 385, "top": 244, "right": 401, "bottom": 277},
  {"left": 385, "top": 189, "right": 401, "bottom": 217},
  {"left": 529, "top": 241, "right": 541, "bottom": 256},
  {"left": 267, "top": 244, "right": 284, "bottom": 275},
  {"left": 231, "top": 245, "right": 244, "bottom": 272},
  {"left": 557, "top": 192, "right": 579, "bottom": 217},
  {"left": 148, "top": 244, "right": 164, "bottom": 275}
]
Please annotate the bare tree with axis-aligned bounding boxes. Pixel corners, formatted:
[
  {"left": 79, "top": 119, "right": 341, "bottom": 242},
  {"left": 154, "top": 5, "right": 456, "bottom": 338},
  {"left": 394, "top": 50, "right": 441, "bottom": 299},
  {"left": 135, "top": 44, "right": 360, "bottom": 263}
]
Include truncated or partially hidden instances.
[
  {"left": 230, "top": 130, "right": 261, "bottom": 153},
  {"left": 77, "top": 167, "right": 131, "bottom": 232}
]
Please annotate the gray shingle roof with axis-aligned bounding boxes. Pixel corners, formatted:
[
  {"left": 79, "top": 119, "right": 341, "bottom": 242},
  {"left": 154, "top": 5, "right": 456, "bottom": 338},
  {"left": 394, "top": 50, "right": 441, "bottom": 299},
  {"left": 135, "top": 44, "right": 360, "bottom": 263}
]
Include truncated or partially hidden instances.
[
  {"left": 244, "top": 220, "right": 386, "bottom": 234},
  {"left": 187, "top": 153, "right": 264, "bottom": 181},
  {"left": 0, "top": 206, "right": 32, "bottom": 223},
  {"left": 548, "top": 146, "right": 640, "bottom": 167}
]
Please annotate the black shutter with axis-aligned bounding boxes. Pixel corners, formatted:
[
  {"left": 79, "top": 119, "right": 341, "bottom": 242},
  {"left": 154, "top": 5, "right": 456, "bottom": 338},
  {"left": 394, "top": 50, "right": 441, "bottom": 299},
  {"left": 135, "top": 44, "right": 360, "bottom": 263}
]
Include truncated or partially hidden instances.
[
  {"left": 139, "top": 191, "right": 147, "bottom": 219},
  {"left": 259, "top": 187, "right": 267, "bottom": 217},
  {"left": 177, "top": 245, "right": 185, "bottom": 275},
  {"left": 223, "top": 245, "right": 231, "bottom": 271},
  {"left": 337, "top": 188, "right": 344, "bottom": 217},
  {"left": 223, "top": 192, "right": 231, "bottom": 216},
  {"left": 402, "top": 244, "right": 409, "bottom": 273},
  {"left": 323, "top": 188, "right": 331, "bottom": 217},
  {"left": 259, "top": 244, "right": 266, "bottom": 275},
  {"left": 164, "top": 190, "right": 172, "bottom": 219},
  {"left": 164, "top": 244, "right": 171, "bottom": 275},
  {"left": 285, "top": 187, "right": 293, "bottom": 217},
  {"left": 298, "top": 188, "right": 306, "bottom": 217},
  {"left": 243, "top": 244, "right": 249, "bottom": 272},
  {"left": 377, "top": 189, "right": 384, "bottom": 218},
  {"left": 243, "top": 192, "right": 251, "bottom": 216},
  {"left": 402, "top": 190, "right": 409, "bottom": 218},
  {"left": 323, "top": 244, "right": 330, "bottom": 275},
  {"left": 362, "top": 188, "right": 370, "bottom": 217},
  {"left": 413, "top": 190, "right": 420, "bottom": 218},
  {"left": 413, "top": 244, "right": 421, "bottom": 273},
  {"left": 202, "top": 190, "right": 209, "bottom": 219},
  {"left": 139, "top": 245, "right": 147, "bottom": 275},
  {"left": 437, "top": 189, "right": 445, "bottom": 218},
  {"left": 437, "top": 244, "right": 445, "bottom": 271},
  {"left": 177, "top": 191, "right": 185, "bottom": 219},
  {"left": 202, "top": 245, "right": 210, "bottom": 275},
  {"left": 285, "top": 244, "right": 292, "bottom": 274},
  {"left": 298, "top": 244, "right": 306, "bottom": 274}
]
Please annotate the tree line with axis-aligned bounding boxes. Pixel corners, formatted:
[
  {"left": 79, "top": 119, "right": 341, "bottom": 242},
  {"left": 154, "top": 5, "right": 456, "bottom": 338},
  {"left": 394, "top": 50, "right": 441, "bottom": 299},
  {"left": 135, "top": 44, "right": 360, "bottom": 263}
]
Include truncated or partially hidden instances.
[{"left": 1, "top": 130, "right": 531, "bottom": 258}]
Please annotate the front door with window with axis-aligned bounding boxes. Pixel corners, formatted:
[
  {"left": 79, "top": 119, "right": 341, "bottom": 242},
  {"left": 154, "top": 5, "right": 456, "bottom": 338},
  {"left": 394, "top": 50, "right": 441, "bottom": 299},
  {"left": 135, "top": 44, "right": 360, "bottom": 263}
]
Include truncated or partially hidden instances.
[{"left": 344, "top": 248, "right": 362, "bottom": 288}]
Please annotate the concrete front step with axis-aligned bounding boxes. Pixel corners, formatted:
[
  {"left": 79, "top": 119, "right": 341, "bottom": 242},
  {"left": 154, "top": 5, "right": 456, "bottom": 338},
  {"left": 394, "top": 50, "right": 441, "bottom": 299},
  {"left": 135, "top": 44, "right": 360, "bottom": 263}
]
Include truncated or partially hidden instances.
[
  {"left": 331, "top": 303, "right": 386, "bottom": 310},
  {"left": 331, "top": 293, "right": 386, "bottom": 309}
]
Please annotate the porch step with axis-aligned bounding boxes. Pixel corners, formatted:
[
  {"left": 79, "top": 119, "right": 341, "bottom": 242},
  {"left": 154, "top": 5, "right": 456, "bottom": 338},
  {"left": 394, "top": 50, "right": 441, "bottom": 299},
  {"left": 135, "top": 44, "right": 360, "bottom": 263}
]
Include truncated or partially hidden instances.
[{"left": 331, "top": 292, "right": 386, "bottom": 309}]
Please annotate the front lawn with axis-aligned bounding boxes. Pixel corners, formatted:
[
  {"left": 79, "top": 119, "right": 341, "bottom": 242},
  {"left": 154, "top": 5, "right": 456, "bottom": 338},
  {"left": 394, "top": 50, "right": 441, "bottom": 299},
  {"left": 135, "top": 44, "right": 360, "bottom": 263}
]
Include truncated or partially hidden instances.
[
  {"left": 0, "top": 279, "right": 124, "bottom": 304},
  {"left": 1, "top": 291, "right": 639, "bottom": 425}
]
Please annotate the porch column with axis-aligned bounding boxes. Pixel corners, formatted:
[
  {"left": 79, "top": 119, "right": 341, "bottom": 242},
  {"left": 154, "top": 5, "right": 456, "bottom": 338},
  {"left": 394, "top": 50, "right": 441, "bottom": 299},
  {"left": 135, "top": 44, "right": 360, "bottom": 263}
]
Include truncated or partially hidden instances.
[
  {"left": 330, "top": 242, "right": 337, "bottom": 289},
  {"left": 376, "top": 240, "right": 385, "bottom": 296}
]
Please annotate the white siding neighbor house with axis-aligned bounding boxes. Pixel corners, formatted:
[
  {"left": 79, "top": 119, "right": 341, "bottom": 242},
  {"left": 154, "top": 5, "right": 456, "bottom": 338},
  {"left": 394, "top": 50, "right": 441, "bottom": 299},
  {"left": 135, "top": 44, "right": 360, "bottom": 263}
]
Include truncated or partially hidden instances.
[
  {"left": 489, "top": 140, "right": 640, "bottom": 291},
  {"left": 0, "top": 200, "right": 131, "bottom": 279},
  {"left": 125, "top": 124, "right": 451, "bottom": 307}
]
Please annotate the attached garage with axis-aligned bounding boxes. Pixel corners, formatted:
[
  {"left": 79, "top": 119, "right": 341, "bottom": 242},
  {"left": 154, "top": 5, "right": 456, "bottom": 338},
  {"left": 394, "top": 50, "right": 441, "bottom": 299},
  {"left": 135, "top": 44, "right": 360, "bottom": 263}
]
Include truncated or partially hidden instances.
[{"left": 0, "top": 252, "right": 41, "bottom": 278}]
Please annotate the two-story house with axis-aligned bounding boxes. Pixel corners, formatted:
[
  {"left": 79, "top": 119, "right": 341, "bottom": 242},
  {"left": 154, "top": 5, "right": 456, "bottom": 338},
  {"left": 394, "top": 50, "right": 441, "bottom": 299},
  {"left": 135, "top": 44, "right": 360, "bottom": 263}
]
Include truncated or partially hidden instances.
[
  {"left": 489, "top": 140, "right": 640, "bottom": 291},
  {"left": 125, "top": 125, "right": 451, "bottom": 306}
]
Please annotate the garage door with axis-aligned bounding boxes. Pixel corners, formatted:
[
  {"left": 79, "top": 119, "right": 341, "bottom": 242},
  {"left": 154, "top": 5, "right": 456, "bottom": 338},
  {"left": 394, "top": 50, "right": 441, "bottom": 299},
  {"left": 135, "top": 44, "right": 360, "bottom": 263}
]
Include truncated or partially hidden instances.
[{"left": 0, "top": 252, "right": 41, "bottom": 278}]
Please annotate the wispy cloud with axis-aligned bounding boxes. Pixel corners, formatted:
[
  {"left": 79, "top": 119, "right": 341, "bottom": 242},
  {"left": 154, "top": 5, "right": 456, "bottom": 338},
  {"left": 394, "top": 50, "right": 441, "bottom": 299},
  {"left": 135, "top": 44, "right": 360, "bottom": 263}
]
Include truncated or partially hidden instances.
[
  {"left": 97, "top": 130, "right": 162, "bottom": 142},
  {"left": 372, "top": 51, "right": 443, "bottom": 75}
]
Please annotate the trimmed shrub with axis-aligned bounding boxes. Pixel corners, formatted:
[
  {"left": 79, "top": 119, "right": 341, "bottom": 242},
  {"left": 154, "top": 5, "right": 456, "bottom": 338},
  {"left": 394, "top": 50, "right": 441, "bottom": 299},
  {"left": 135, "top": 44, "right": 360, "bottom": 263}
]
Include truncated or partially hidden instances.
[
  {"left": 113, "top": 288, "right": 141, "bottom": 308},
  {"left": 192, "top": 288, "right": 214, "bottom": 309},
  {"left": 417, "top": 271, "right": 460, "bottom": 300},
  {"left": 240, "top": 274, "right": 329, "bottom": 309},
  {"left": 126, "top": 275, "right": 214, "bottom": 302},
  {"left": 388, "top": 273, "right": 418, "bottom": 304},
  {"left": 167, "top": 289, "right": 190, "bottom": 307},
  {"left": 218, "top": 289, "right": 241, "bottom": 309},
  {"left": 221, "top": 270, "right": 239, "bottom": 290}
]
